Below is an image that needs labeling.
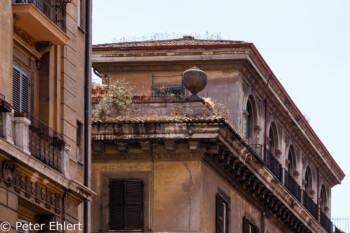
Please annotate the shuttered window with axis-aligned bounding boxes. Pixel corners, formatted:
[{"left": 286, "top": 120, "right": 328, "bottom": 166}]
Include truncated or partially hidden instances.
[
  {"left": 109, "top": 180, "right": 144, "bottom": 231},
  {"left": 216, "top": 194, "right": 229, "bottom": 233},
  {"left": 243, "top": 216, "right": 259, "bottom": 233},
  {"left": 12, "top": 66, "right": 30, "bottom": 114}
]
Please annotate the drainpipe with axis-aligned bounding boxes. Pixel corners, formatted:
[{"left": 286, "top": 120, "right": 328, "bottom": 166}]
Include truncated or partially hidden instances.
[
  {"left": 264, "top": 99, "right": 268, "bottom": 161},
  {"left": 317, "top": 167, "right": 320, "bottom": 221},
  {"left": 83, "top": 0, "right": 92, "bottom": 232}
]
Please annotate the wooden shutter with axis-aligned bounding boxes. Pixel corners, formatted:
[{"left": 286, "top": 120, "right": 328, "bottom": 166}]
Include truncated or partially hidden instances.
[
  {"left": 216, "top": 194, "right": 225, "bottom": 233},
  {"left": 109, "top": 180, "right": 124, "bottom": 230},
  {"left": 243, "top": 217, "right": 250, "bottom": 233},
  {"left": 13, "top": 67, "right": 21, "bottom": 113},
  {"left": 22, "top": 74, "right": 30, "bottom": 114},
  {"left": 124, "top": 180, "right": 143, "bottom": 230}
]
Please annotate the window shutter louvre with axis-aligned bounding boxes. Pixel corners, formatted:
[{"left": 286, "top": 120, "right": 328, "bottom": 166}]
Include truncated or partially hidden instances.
[
  {"left": 243, "top": 217, "right": 250, "bottom": 233},
  {"left": 13, "top": 67, "right": 21, "bottom": 113},
  {"left": 124, "top": 180, "right": 143, "bottom": 230},
  {"left": 109, "top": 181, "right": 124, "bottom": 230},
  {"left": 216, "top": 194, "right": 225, "bottom": 233},
  {"left": 22, "top": 74, "right": 29, "bottom": 114}
]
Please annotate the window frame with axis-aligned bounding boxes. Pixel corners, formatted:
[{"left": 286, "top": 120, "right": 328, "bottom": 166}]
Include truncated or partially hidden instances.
[{"left": 216, "top": 193, "right": 229, "bottom": 233}]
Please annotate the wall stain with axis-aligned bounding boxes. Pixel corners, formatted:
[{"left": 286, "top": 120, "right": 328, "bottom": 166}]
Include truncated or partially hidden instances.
[{"left": 182, "top": 163, "right": 193, "bottom": 231}]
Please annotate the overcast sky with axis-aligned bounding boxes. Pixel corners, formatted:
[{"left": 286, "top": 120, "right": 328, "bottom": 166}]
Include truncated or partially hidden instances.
[{"left": 92, "top": 0, "right": 350, "bottom": 218}]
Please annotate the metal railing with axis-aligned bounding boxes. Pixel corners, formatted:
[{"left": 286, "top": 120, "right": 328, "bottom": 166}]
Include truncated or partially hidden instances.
[
  {"left": 28, "top": 113, "right": 65, "bottom": 172},
  {"left": 265, "top": 149, "right": 283, "bottom": 182},
  {"left": 320, "top": 210, "right": 332, "bottom": 233},
  {"left": 151, "top": 74, "right": 185, "bottom": 100},
  {"left": 302, "top": 190, "right": 318, "bottom": 219},
  {"left": 284, "top": 169, "right": 301, "bottom": 202},
  {"left": 13, "top": 0, "right": 66, "bottom": 32}
]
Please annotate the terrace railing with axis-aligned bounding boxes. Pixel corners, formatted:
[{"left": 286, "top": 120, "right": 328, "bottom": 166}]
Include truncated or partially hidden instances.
[
  {"left": 284, "top": 169, "right": 301, "bottom": 202},
  {"left": 13, "top": 0, "right": 67, "bottom": 32},
  {"left": 28, "top": 113, "right": 65, "bottom": 172},
  {"left": 302, "top": 190, "right": 318, "bottom": 219}
]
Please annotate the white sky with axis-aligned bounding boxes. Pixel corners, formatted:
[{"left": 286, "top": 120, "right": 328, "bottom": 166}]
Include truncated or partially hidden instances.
[{"left": 92, "top": 0, "right": 350, "bottom": 217}]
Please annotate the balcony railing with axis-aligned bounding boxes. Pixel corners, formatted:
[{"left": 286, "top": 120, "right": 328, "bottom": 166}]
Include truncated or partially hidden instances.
[
  {"left": 284, "top": 169, "right": 301, "bottom": 201},
  {"left": 28, "top": 114, "right": 64, "bottom": 172},
  {"left": 320, "top": 210, "right": 332, "bottom": 233},
  {"left": 13, "top": 0, "right": 66, "bottom": 32},
  {"left": 302, "top": 190, "right": 318, "bottom": 219},
  {"left": 264, "top": 149, "right": 283, "bottom": 182}
]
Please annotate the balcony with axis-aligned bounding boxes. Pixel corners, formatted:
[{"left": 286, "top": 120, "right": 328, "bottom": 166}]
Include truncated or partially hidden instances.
[
  {"left": 28, "top": 114, "right": 65, "bottom": 172},
  {"left": 320, "top": 210, "right": 332, "bottom": 233},
  {"left": 302, "top": 190, "right": 318, "bottom": 219},
  {"left": 12, "top": 0, "right": 69, "bottom": 45},
  {"left": 264, "top": 148, "right": 283, "bottom": 182},
  {"left": 284, "top": 169, "right": 302, "bottom": 201}
]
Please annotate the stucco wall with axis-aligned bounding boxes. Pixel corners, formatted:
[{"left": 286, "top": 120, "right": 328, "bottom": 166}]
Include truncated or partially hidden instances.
[{"left": 0, "top": 0, "right": 13, "bottom": 104}]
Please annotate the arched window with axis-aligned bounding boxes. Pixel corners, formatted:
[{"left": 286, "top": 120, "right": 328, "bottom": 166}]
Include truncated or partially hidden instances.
[
  {"left": 287, "top": 146, "right": 296, "bottom": 174},
  {"left": 268, "top": 122, "right": 278, "bottom": 154},
  {"left": 304, "top": 166, "right": 312, "bottom": 194},
  {"left": 320, "top": 185, "right": 328, "bottom": 212},
  {"left": 245, "top": 100, "right": 253, "bottom": 139}
]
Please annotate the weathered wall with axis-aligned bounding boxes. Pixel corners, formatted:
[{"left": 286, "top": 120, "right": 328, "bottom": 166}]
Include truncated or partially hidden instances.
[
  {"left": 0, "top": 0, "right": 13, "bottom": 103},
  {"left": 91, "top": 160, "right": 202, "bottom": 233}
]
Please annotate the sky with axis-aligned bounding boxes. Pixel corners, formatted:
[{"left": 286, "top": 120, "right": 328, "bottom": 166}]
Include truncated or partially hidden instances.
[{"left": 92, "top": 0, "right": 350, "bottom": 218}]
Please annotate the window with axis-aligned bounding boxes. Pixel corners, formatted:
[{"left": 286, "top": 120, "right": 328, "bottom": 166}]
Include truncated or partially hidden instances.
[
  {"left": 13, "top": 66, "right": 30, "bottom": 114},
  {"left": 245, "top": 101, "right": 252, "bottom": 139},
  {"left": 77, "top": 0, "right": 86, "bottom": 30},
  {"left": 216, "top": 194, "right": 229, "bottom": 233},
  {"left": 243, "top": 217, "right": 259, "bottom": 233},
  {"left": 109, "top": 180, "right": 144, "bottom": 231}
]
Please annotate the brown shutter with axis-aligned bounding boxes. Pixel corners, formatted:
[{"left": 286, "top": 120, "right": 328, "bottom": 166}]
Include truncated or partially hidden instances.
[
  {"left": 216, "top": 194, "right": 225, "bottom": 233},
  {"left": 124, "top": 180, "right": 143, "bottom": 230},
  {"left": 109, "top": 180, "right": 124, "bottom": 230},
  {"left": 13, "top": 67, "right": 21, "bottom": 113},
  {"left": 22, "top": 74, "right": 30, "bottom": 114},
  {"left": 243, "top": 217, "right": 250, "bottom": 233}
]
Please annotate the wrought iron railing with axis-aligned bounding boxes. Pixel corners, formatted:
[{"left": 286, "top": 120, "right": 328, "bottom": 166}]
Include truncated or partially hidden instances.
[
  {"left": 284, "top": 169, "right": 301, "bottom": 201},
  {"left": 28, "top": 113, "right": 65, "bottom": 172},
  {"left": 265, "top": 149, "right": 283, "bottom": 182},
  {"left": 302, "top": 190, "right": 318, "bottom": 219},
  {"left": 320, "top": 210, "right": 332, "bottom": 233},
  {"left": 13, "top": 0, "right": 67, "bottom": 32}
]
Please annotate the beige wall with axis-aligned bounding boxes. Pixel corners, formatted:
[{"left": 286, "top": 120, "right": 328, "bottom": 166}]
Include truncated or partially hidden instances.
[{"left": 0, "top": 0, "right": 13, "bottom": 104}]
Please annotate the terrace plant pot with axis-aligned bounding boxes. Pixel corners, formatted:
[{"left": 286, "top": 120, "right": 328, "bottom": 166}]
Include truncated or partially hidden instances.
[{"left": 133, "top": 96, "right": 150, "bottom": 101}]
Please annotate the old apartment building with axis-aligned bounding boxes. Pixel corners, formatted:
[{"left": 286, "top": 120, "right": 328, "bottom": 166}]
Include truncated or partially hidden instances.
[
  {"left": 91, "top": 37, "right": 345, "bottom": 233},
  {"left": 0, "top": 0, "right": 94, "bottom": 232}
]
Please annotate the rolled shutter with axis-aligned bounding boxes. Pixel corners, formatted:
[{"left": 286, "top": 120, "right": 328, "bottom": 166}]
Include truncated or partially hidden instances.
[
  {"left": 13, "top": 67, "right": 21, "bottom": 113},
  {"left": 124, "top": 180, "right": 143, "bottom": 230},
  {"left": 109, "top": 180, "right": 124, "bottom": 230}
]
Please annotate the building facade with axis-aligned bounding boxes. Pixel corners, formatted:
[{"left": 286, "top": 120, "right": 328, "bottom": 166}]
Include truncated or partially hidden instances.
[
  {"left": 0, "top": 0, "right": 93, "bottom": 232},
  {"left": 91, "top": 37, "right": 345, "bottom": 233}
]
